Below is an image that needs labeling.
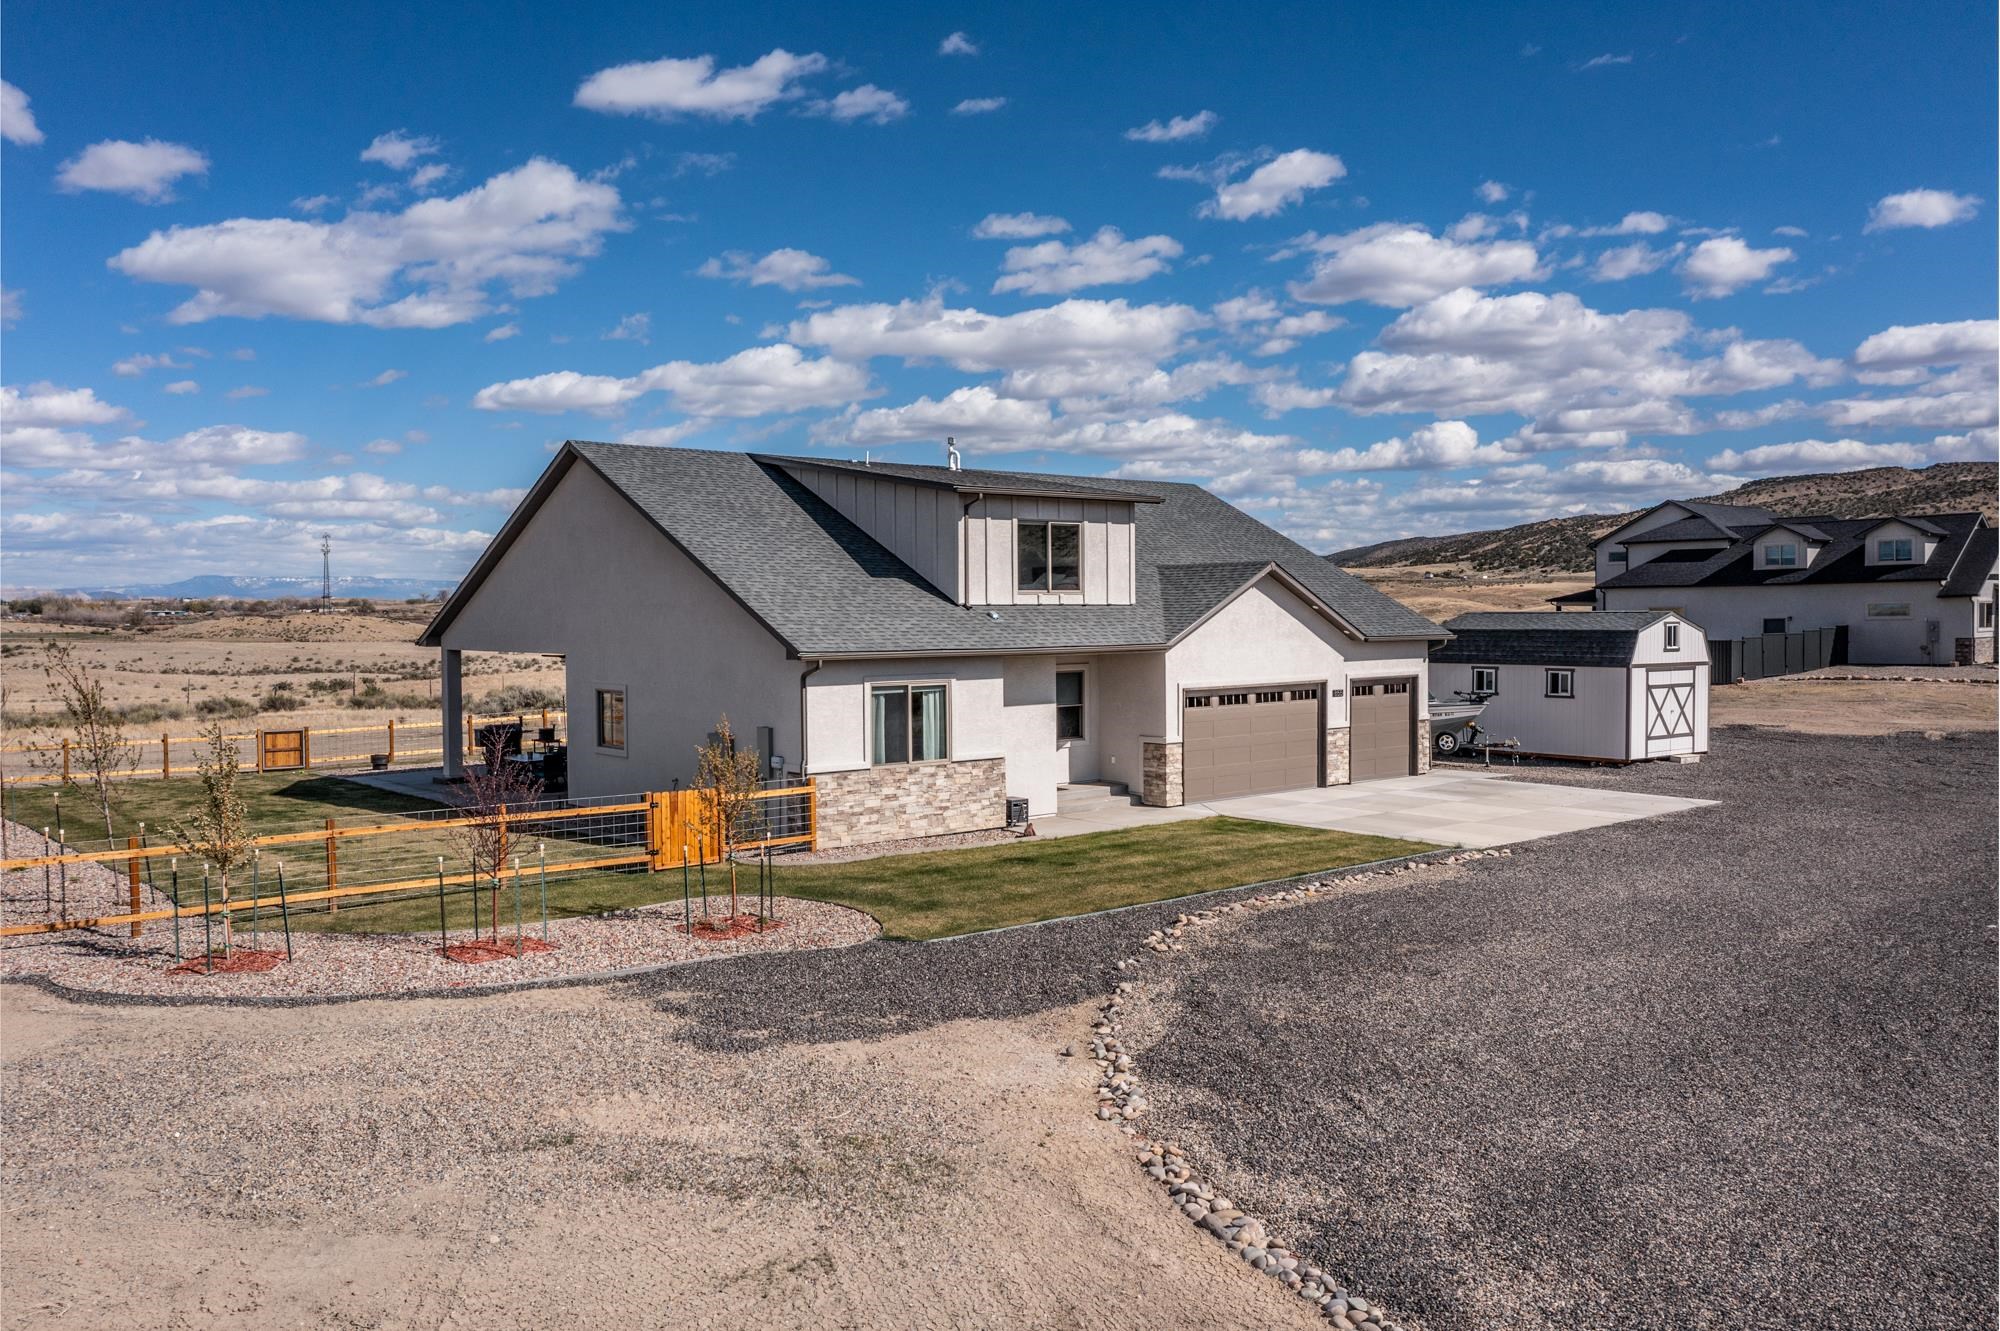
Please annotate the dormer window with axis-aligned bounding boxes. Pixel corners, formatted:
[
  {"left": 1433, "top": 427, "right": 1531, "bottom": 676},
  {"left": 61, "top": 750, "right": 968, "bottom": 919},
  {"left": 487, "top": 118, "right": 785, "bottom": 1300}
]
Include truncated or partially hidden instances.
[
  {"left": 1764, "top": 543, "right": 1798, "bottom": 568},
  {"left": 1017, "top": 521, "right": 1082, "bottom": 592},
  {"left": 1608, "top": 549, "right": 1628, "bottom": 565},
  {"left": 1877, "top": 538, "right": 1914, "bottom": 562}
]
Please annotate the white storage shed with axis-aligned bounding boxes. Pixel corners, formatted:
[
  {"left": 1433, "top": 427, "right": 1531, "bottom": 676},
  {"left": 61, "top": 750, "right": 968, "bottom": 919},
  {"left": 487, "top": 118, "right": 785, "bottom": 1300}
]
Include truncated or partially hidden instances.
[{"left": 1429, "top": 611, "right": 1709, "bottom": 763}]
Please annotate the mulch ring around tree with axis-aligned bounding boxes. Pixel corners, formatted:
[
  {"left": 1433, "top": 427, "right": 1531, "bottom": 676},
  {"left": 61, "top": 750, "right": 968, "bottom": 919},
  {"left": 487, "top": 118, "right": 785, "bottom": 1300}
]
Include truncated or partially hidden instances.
[
  {"left": 438, "top": 936, "right": 560, "bottom": 964},
  {"left": 687, "top": 914, "right": 784, "bottom": 942},
  {"left": 167, "top": 949, "right": 289, "bottom": 977}
]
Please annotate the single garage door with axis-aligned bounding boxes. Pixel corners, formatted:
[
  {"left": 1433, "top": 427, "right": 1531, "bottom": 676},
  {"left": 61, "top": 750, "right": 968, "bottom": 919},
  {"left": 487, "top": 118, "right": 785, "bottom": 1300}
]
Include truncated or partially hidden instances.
[
  {"left": 1349, "top": 678, "right": 1415, "bottom": 781},
  {"left": 1183, "top": 686, "right": 1320, "bottom": 802}
]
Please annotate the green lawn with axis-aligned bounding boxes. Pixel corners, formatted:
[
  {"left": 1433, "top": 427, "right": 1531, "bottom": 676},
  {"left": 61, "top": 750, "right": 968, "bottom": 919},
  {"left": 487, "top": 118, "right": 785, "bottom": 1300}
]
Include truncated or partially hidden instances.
[{"left": 4, "top": 772, "right": 438, "bottom": 847}]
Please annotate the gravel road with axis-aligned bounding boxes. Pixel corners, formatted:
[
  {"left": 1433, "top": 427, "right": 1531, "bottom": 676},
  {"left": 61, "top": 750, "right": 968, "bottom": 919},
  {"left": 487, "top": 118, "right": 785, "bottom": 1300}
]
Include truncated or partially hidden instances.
[{"left": 1123, "top": 727, "right": 1997, "bottom": 1330}]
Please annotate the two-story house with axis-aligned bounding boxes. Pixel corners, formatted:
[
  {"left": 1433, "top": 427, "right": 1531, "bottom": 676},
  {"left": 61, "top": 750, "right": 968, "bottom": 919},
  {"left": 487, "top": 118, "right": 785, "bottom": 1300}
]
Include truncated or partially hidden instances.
[
  {"left": 1586, "top": 498, "right": 1998, "bottom": 665},
  {"left": 419, "top": 442, "right": 1449, "bottom": 848}
]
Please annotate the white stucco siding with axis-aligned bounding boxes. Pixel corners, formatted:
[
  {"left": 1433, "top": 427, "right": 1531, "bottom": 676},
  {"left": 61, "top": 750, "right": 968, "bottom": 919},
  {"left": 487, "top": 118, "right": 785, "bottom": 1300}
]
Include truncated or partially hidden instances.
[
  {"left": 961, "top": 495, "right": 1137, "bottom": 606},
  {"left": 1601, "top": 582, "right": 1960, "bottom": 664},
  {"left": 802, "top": 657, "right": 1007, "bottom": 775},
  {"left": 1162, "top": 576, "right": 1427, "bottom": 739},
  {"left": 780, "top": 465, "right": 960, "bottom": 599},
  {"left": 1093, "top": 650, "right": 1165, "bottom": 792},
  {"left": 440, "top": 463, "right": 803, "bottom": 798}
]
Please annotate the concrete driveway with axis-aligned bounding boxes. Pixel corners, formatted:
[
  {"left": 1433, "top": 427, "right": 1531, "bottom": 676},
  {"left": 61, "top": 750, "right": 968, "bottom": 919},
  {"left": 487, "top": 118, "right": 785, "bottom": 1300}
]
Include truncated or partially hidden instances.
[{"left": 1035, "top": 767, "right": 1711, "bottom": 848}]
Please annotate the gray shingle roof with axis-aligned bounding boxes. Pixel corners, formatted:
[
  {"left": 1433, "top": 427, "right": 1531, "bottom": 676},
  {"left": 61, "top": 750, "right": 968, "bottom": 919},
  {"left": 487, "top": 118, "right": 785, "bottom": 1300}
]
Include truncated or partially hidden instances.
[
  {"left": 1599, "top": 512, "right": 1989, "bottom": 592},
  {"left": 1431, "top": 611, "right": 1673, "bottom": 667},
  {"left": 1942, "top": 525, "right": 1998, "bottom": 597},
  {"left": 756, "top": 454, "right": 1164, "bottom": 503},
  {"left": 423, "top": 443, "right": 1446, "bottom": 655}
]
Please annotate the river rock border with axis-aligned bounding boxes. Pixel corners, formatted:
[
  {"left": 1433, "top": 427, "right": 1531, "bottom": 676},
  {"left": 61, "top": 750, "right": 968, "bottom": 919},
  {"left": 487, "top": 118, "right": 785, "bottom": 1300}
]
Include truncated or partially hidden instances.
[{"left": 1072, "top": 848, "right": 1514, "bottom": 1331}]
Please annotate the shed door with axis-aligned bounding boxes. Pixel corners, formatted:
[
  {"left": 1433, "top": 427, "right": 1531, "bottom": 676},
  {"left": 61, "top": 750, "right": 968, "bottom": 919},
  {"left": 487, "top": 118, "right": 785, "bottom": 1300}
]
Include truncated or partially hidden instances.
[
  {"left": 1644, "top": 668, "right": 1696, "bottom": 757},
  {"left": 1350, "top": 678, "right": 1416, "bottom": 781},
  {"left": 1183, "top": 686, "right": 1320, "bottom": 802}
]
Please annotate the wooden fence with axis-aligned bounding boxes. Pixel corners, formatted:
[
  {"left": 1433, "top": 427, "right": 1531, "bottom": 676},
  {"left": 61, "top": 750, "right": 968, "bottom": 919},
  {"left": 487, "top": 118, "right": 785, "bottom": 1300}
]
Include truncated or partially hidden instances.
[
  {"left": 0, "top": 779, "right": 815, "bottom": 938},
  {"left": 0, "top": 710, "right": 567, "bottom": 786}
]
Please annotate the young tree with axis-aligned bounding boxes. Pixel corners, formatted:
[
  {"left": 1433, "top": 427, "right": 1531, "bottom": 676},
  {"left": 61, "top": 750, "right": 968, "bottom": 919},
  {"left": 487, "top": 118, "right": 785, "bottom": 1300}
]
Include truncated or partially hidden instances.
[
  {"left": 38, "top": 641, "right": 136, "bottom": 840},
  {"left": 691, "top": 714, "right": 765, "bottom": 920},
  {"left": 450, "top": 730, "right": 544, "bottom": 938},
  {"left": 170, "top": 722, "right": 254, "bottom": 955}
]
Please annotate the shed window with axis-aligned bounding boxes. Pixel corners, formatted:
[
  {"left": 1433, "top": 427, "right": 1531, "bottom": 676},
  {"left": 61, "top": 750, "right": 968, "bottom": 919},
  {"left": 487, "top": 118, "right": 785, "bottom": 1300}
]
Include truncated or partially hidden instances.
[
  {"left": 1056, "top": 670, "right": 1085, "bottom": 739},
  {"left": 1471, "top": 667, "right": 1498, "bottom": 695},
  {"left": 1663, "top": 622, "right": 1681, "bottom": 651},
  {"left": 871, "top": 684, "right": 948, "bottom": 765},
  {"left": 1017, "top": 521, "right": 1082, "bottom": 592},
  {"left": 1979, "top": 601, "right": 1996, "bottom": 630},
  {"left": 1877, "top": 538, "right": 1914, "bottom": 562},
  {"left": 1545, "top": 669, "right": 1575, "bottom": 699},
  {"left": 595, "top": 689, "right": 626, "bottom": 751},
  {"left": 1763, "top": 543, "right": 1798, "bottom": 567}
]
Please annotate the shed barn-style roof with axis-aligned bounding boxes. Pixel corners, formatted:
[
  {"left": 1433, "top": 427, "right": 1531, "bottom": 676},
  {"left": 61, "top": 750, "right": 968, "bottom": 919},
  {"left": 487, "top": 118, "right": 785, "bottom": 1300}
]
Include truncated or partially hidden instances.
[{"left": 1431, "top": 611, "right": 1680, "bottom": 668}]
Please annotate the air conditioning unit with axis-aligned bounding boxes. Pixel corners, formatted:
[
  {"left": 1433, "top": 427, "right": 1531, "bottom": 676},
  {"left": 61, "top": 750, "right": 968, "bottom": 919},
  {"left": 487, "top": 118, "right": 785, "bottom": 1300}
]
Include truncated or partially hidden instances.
[{"left": 1005, "top": 796, "right": 1030, "bottom": 827}]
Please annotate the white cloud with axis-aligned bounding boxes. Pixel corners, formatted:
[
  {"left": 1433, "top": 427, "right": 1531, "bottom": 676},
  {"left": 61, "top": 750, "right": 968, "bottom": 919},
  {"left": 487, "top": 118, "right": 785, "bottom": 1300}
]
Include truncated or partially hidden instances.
[
  {"left": 1288, "top": 223, "right": 1543, "bottom": 306},
  {"left": 1709, "top": 432, "right": 1995, "bottom": 474},
  {"left": 360, "top": 130, "right": 440, "bottom": 171},
  {"left": 786, "top": 295, "right": 1205, "bottom": 374},
  {"left": 832, "top": 385, "right": 1055, "bottom": 445},
  {"left": 472, "top": 343, "right": 872, "bottom": 417},
  {"left": 697, "top": 247, "right": 860, "bottom": 291},
  {"left": 110, "top": 158, "right": 625, "bottom": 326},
  {"left": 1, "top": 383, "right": 132, "bottom": 427},
  {"left": 1865, "top": 188, "right": 1980, "bottom": 232},
  {"left": 1851, "top": 319, "right": 1999, "bottom": 373},
  {"left": 408, "top": 163, "right": 450, "bottom": 192},
  {"left": 225, "top": 385, "right": 268, "bottom": 399},
  {"left": 973, "top": 212, "right": 1070, "bottom": 239},
  {"left": 674, "top": 151, "right": 736, "bottom": 177},
  {"left": 4, "top": 422, "right": 308, "bottom": 470},
  {"left": 952, "top": 97, "right": 1007, "bottom": 115},
  {"left": 1591, "top": 240, "right": 1682, "bottom": 281},
  {"left": 939, "top": 32, "right": 979, "bottom": 56},
  {"left": 808, "top": 85, "right": 910, "bottom": 125},
  {"left": 574, "top": 49, "right": 828, "bottom": 120},
  {"left": 364, "top": 368, "right": 408, "bottom": 387},
  {"left": 1822, "top": 390, "right": 1997, "bottom": 432},
  {"left": 619, "top": 421, "right": 711, "bottom": 448},
  {"left": 1476, "top": 180, "right": 1510, "bottom": 204},
  {"left": 1125, "top": 111, "right": 1217, "bottom": 143},
  {"left": 1773, "top": 225, "right": 1807, "bottom": 238},
  {"left": 1311, "top": 421, "right": 1505, "bottom": 471},
  {"left": 112, "top": 351, "right": 189, "bottom": 376},
  {"left": 291, "top": 194, "right": 335, "bottom": 214},
  {"left": 1603, "top": 210, "right": 1670, "bottom": 235},
  {"left": 1, "top": 289, "right": 20, "bottom": 327},
  {"left": 602, "top": 312, "right": 651, "bottom": 343},
  {"left": 1678, "top": 236, "right": 1794, "bottom": 297},
  {"left": 363, "top": 437, "right": 403, "bottom": 455},
  {"left": 1213, "top": 290, "right": 1343, "bottom": 356},
  {"left": 57, "top": 139, "right": 209, "bottom": 203},
  {"left": 484, "top": 321, "right": 521, "bottom": 342},
  {"left": 164, "top": 380, "right": 200, "bottom": 395},
  {"left": 1202, "top": 149, "right": 1345, "bottom": 221},
  {"left": 1580, "top": 53, "right": 1633, "bottom": 68},
  {"left": 992, "top": 226, "right": 1181, "bottom": 295},
  {"left": 1, "top": 80, "right": 43, "bottom": 146}
]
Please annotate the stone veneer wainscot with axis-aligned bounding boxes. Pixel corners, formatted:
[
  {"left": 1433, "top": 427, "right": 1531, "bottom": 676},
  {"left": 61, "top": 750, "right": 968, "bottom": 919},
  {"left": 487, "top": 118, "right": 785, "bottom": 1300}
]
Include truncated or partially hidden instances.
[
  {"left": 1141, "top": 740, "right": 1183, "bottom": 807},
  {"left": 812, "top": 758, "right": 1007, "bottom": 850},
  {"left": 1323, "top": 727, "right": 1351, "bottom": 786}
]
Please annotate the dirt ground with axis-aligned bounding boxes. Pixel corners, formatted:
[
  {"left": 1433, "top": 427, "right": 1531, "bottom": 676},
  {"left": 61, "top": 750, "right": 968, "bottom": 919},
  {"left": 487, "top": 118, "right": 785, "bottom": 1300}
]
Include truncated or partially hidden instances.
[
  {"left": 0, "top": 985, "right": 1319, "bottom": 1331},
  {"left": 1712, "top": 678, "right": 1997, "bottom": 734},
  {"left": 1346, "top": 569, "right": 1593, "bottom": 621}
]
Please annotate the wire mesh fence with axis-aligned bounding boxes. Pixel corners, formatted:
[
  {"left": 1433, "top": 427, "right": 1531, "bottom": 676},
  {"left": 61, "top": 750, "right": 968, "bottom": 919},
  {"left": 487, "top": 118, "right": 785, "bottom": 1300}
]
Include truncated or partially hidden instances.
[{"left": 0, "top": 711, "right": 568, "bottom": 786}]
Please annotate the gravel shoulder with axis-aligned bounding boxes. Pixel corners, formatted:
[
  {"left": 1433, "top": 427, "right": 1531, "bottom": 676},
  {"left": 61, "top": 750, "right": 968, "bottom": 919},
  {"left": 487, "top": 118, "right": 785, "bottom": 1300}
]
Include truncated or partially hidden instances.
[{"left": 1122, "top": 726, "right": 1997, "bottom": 1330}]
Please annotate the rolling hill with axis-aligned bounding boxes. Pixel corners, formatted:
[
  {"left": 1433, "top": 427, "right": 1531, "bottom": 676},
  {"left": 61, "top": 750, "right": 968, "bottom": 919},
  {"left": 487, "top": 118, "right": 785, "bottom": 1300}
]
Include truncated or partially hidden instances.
[{"left": 1328, "top": 462, "right": 1998, "bottom": 572}]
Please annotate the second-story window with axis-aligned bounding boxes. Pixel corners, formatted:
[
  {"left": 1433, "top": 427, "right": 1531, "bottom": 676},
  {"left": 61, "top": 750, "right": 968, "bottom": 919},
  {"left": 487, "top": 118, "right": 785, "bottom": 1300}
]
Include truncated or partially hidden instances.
[
  {"left": 1764, "top": 542, "right": 1798, "bottom": 567},
  {"left": 1018, "top": 520, "right": 1082, "bottom": 592},
  {"left": 1877, "top": 538, "right": 1914, "bottom": 562}
]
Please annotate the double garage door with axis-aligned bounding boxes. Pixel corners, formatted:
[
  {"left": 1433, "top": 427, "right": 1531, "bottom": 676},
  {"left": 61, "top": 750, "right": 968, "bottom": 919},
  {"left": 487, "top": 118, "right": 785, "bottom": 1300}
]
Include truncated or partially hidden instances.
[{"left": 1182, "top": 677, "right": 1416, "bottom": 802}]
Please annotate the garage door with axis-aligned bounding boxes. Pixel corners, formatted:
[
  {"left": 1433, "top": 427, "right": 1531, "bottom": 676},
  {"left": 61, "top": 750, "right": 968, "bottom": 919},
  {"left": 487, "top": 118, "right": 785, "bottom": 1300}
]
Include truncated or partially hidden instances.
[
  {"left": 1183, "top": 686, "right": 1320, "bottom": 802},
  {"left": 1350, "top": 678, "right": 1415, "bottom": 781}
]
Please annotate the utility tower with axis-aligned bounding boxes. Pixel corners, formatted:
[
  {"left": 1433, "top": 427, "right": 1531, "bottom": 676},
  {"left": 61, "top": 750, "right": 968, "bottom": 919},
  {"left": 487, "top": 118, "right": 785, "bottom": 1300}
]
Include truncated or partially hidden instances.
[{"left": 319, "top": 533, "right": 333, "bottom": 613}]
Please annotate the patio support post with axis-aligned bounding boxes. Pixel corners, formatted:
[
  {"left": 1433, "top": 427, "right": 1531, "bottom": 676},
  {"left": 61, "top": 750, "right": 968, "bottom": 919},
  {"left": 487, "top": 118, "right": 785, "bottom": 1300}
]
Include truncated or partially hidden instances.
[{"left": 440, "top": 648, "right": 465, "bottom": 779}]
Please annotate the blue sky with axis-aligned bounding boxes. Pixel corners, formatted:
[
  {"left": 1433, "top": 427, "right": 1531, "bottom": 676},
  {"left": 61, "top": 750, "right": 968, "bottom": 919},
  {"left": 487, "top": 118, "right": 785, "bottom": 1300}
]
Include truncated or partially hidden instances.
[{"left": 3, "top": 0, "right": 1994, "bottom": 588}]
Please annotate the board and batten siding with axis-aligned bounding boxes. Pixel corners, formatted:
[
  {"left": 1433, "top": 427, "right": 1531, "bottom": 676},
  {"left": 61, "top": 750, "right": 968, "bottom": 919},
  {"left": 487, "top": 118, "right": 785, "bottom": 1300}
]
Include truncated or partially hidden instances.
[
  {"left": 962, "top": 494, "right": 1137, "bottom": 606},
  {"left": 1431, "top": 661, "right": 1634, "bottom": 761},
  {"left": 779, "top": 464, "right": 961, "bottom": 599}
]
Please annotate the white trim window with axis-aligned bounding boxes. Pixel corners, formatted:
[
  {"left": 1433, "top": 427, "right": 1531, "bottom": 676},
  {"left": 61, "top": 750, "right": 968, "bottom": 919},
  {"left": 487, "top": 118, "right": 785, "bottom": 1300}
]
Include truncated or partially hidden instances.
[
  {"left": 1979, "top": 601, "right": 1996, "bottom": 630},
  {"left": 1865, "top": 603, "right": 1911, "bottom": 619},
  {"left": 1471, "top": 666, "right": 1499, "bottom": 695},
  {"left": 1762, "top": 542, "right": 1799, "bottom": 568},
  {"left": 1017, "top": 520, "right": 1082, "bottom": 592},
  {"left": 870, "top": 683, "right": 949, "bottom": 765},
  {"left": 1663, "top": 622, "right": 1681, "bottom": 651},
  {"left": 1056, "top": 669, "right": 1086, "bottom": 739},
  {"left": 1545, "top": 668, "right": 1575, "bottom": 699},
  {"left": 595, "top": 688, "right": 626, "bottom": 752},
  {"left": 1876, "top": 538, "right": 1914, "bottom": 562}
]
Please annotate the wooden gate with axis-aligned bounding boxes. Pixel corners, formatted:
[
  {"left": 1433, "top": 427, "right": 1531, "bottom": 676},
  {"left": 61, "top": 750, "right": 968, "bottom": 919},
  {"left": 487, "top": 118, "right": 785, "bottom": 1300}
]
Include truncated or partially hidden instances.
[{"left": 259, "top": 728, "right": 309, "bottom": 771}]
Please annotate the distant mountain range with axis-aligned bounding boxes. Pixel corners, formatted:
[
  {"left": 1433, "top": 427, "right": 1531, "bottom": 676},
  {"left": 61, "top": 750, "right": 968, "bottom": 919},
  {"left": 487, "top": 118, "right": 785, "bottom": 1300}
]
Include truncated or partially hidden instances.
[
  {"left": 15, "top": 575, "right": 456, "bottom": 602},
  {"left": 1328, "top": 462, "right": 1999, "bottom": 572}
]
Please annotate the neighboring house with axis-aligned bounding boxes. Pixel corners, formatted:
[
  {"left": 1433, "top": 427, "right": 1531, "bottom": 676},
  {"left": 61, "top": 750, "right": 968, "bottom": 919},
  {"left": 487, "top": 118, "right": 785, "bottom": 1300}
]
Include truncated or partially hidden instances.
[
  {"left": 1430, "top": 611, "right": 1709, "bottom": 763},
  {"left": 1588, "top": 499, "right": 1998, "bottom": 665},
  {"left": 418, "top": 443, "right": 1449, "bottom": 849}
]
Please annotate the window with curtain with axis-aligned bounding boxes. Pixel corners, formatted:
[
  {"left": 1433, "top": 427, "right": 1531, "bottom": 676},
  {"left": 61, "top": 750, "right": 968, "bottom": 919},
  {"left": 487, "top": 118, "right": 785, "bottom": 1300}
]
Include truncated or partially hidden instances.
[
  {"left": 1017, "top": 521, "right": 1083, "bottom": 592},
  {"left": 596, "top": 689, "right": 625, "bottom": 750},
  {"left": 870, "top": 684, "right": 948, "bottom": 764},
  {"left": 1056, "top": 670, "right": 1085, "bottom": 738}
]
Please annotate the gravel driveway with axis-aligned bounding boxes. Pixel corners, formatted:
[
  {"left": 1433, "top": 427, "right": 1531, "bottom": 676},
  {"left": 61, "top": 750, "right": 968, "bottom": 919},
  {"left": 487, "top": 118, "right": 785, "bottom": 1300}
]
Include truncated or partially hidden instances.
[{"left": 1122, "top": 726, "right": 1997, "bottom": 1330}]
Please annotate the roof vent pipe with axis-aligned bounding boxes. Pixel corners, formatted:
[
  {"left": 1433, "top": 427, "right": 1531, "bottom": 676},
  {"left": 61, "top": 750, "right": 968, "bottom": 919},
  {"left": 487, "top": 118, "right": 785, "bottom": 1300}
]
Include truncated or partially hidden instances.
[{"left": 946, "top": 436, "right": 962, "bottom": 471}]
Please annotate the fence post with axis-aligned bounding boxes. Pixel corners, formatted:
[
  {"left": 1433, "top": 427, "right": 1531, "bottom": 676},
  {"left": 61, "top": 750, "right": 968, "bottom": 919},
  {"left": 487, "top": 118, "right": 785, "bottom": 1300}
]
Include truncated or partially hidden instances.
[
  {"left": 808, "top": 778, "right": 818, "bottom": 852},
  {"left": 162, "top": 732, "right": 171, "bottom": 780},
  {"left": 256, "top": 730, "right": 266, "bottom": 774},
  {"left": 126, "top": 837, "right": 142, "bottom": 938},
  {"left": 60, "top": 739, "right": 70, "bottom": 784},
  {"left": 302, "top": 726, "right": 313, "bottom": 771},
  {"left": 387, "top": 719, "right": 396, "bottom": 764},
  {"left": 324, "top": 817, "right": 338, "bottom": 916}
]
